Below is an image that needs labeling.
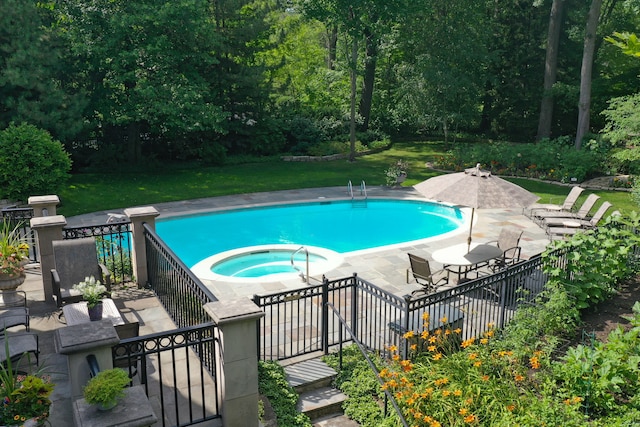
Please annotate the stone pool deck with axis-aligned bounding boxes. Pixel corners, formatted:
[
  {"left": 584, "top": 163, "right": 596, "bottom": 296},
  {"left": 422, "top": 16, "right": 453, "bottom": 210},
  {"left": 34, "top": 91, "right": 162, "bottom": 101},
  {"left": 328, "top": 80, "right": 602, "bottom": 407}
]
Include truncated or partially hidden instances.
[{"left": 67, "top": 186, "right": 551, "bottom": 300}]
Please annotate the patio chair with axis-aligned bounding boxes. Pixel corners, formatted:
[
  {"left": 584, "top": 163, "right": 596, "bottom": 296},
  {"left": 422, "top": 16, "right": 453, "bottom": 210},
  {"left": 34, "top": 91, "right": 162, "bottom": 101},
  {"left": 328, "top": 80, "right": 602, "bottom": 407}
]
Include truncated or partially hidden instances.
[
  {"left": 487, "top": 226, "right": 523, "bottom": 272},
  {"left": 0, "top": 332, "right": 39, "bottom": 367},
  {"left": 547, "top": 203, "right": 614, "bottom": 239},
  {"left": 525, "top": 186, "right": 584, "bottom": 218},
  {"left": 533, "top": 193, "right": 600, "bottom": 226},
  {"left": 0, "top": 290, "right": 29, "bottom": 331},
  {"left": 114, "top": 321, "right": 142, "bottom": 380},
  {"left": 406, "top": 253, "right": 448, "bottom": 295},
  {"left": 51, "top": 237, "right": 112, "bottom": 308}
]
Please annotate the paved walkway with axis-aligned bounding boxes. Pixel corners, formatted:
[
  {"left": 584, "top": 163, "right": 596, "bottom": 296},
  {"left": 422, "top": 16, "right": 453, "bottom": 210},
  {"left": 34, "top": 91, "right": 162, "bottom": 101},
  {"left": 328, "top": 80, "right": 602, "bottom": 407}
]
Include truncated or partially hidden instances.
[{"left": 31, "top": 186, "right": 551, "bottom": 426}]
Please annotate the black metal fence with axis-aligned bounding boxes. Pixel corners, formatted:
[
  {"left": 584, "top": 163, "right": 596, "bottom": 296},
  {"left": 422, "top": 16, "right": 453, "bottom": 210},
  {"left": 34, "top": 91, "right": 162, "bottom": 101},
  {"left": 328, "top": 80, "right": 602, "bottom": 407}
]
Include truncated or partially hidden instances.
[
  {"left": 1, "top": 206, "right": 38, "bottom": 263},
  {"left": 253, "top": 253, "right": 553, "bottom": 361},
  {"left": 112, "top": 323, "right": 221, "bottom": 427},
  {"left": 143, "top": 223, "right": 218, "bottom": 328},
  {"left": 63, "top": 222, "right": 133, "bottom": 284}
]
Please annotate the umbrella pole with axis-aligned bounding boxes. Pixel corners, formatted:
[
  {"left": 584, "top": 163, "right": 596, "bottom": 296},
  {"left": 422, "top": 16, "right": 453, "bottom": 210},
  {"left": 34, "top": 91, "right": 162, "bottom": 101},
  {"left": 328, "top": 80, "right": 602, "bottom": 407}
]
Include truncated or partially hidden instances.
[{"left": 467, "top": 208, "right": 475, "bottom": 253}]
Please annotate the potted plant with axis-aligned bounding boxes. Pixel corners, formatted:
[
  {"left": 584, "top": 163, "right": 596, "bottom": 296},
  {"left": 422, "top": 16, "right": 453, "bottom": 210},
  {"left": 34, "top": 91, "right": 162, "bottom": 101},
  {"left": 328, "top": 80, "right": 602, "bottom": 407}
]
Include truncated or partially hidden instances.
[
  {"left": 0, "top": 340, "right": 54, "bottom": 426},
  {"left": 72, "top": 276, "right": 107, "bottom": 321},
  {"left": 0, "top": 220, "right": 30, "bottom": 292},
  {"left": 83, "top": 368, "right": 130, "bottom": 411}
]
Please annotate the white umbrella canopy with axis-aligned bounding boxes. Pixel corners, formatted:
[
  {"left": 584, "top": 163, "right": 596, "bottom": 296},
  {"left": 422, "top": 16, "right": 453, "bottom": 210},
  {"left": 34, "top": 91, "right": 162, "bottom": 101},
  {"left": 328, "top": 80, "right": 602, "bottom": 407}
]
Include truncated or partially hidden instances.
[{"left": 414, "top": 164, "right": 540, "bottom": 251}]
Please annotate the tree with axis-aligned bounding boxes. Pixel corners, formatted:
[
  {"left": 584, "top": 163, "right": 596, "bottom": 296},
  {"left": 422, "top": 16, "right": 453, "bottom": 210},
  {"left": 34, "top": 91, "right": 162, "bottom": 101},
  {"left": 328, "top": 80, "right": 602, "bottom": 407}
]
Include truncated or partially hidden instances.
[
  {"left": 298, "top": 0, "right": 401, "bottom": 160},
  {"left": 536, "top": 0, "right": 565, "bottom": 141},
  {"left": 59, "top": 0, "right": 228, "bottom": 163},
  {"left": 575, "top": 0, "right": 604, "bottom": 149},
  {"left": 0, "top": 0, "right": 85, "bottom": 142}
]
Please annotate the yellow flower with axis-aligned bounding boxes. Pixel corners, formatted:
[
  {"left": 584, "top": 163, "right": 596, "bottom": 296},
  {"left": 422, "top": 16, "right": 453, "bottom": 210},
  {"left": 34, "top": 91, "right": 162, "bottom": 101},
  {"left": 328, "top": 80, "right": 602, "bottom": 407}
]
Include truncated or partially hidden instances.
[
  {"left": 427, "top": 345, "right": 437, "bottom": 352},
  {"left": 421, "top": 330, "right": 430, "bottom": 339},
  {"left": 530, "top": 356, "right": 540, "bottom": 369},
  {"left": 453, "top": 389, "right": 462, "bottom": 397},
  {"left": 404, "top": 330, "right": 415, "bottom": 339},
  {"left": 422, "top": 312, "right": 430, "bottom": 321},
  {"left": 410, "top": 344, "right": 417, "bottom": 351},
  {"left": 432, "top": 353, "right": 443, "bottom": 360},
  {"left": 473, "top": 361, "right": 482, "bottom": 367},
  {"left": 454, "top": 328, "right": 462, "bottom": 334},
  {"left": 459, "top": 408, "right": 468, "bottom": 415},
  {"left": 442, "top": 390, "right": 451, "bottom": 397},
  {"left": 392, "top": 354, "right": 400, "bottom": 361},
  {"left": 468, "top": 353, "right": 477, "bottom": 360},
  {"left": 480, "top": 338, "right": 488, "bottom": 345},
  {"left": 440, "top": 316, "right": 448, "bottom": 324},
  {"left": 388, "top": 344, "right": 398, "bottom": 352},
  {"left": 514, "top": 374, "right": 525, "bottom": 382},
  {"left": 428, "top": 336, "right": 437, "bottom": 344}
]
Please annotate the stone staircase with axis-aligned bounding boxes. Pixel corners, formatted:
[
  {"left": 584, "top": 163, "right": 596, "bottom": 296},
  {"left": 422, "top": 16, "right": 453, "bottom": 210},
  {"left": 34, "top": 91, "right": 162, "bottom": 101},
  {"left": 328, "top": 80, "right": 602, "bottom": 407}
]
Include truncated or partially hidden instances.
[{"left": 283, "top": 358, "right": 359, "bottom": 427}]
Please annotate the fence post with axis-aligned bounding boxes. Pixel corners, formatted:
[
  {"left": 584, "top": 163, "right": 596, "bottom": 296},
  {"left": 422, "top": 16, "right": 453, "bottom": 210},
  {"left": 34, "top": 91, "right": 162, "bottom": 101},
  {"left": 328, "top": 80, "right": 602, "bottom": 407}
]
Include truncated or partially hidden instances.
[
  {"left": 351, "top": 273, "right": 358, "bottom": 345},
  {"left": 123, "top": 207, "right": 159, "bottom": 287},
  {"left": 27, "top": 194, "right": 60, "bottom": 217},
  {"left": 204, "top": 299, "right": 264, "bottom": 427},
  {"left": 402, "top": 295, "right": 412, "bottom": 359},
  {"left": 322, "top": 276, "right": 329, "bottom": 355},
  {"left": 30, "top": 214, "right": 66, "bottom": 303}
]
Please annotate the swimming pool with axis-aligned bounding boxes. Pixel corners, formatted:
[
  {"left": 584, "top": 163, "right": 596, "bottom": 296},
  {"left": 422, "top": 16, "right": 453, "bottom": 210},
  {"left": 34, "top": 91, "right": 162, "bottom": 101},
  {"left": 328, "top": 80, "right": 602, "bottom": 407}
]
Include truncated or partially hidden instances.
[{"left": 157, "top": 199, "right": 464, "bottom": 281}]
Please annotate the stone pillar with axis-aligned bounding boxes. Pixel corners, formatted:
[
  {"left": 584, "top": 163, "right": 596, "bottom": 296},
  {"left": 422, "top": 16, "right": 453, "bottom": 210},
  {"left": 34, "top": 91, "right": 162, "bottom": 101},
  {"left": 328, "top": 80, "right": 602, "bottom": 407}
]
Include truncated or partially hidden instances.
[
  {"left": 27, "top": 195, "right": 60, "bottom": 217},
  {"left": 123, "top": 207, "right": 159, "bottom": 288},
  {"left": 55, "top": 320, "right": 120, "bottom": 399},
  {"left": 204, "top": 299, "right": 264, "bottom": 427},
  {"left": 30, "top": 215, "right": 66, "bottom": 303}
]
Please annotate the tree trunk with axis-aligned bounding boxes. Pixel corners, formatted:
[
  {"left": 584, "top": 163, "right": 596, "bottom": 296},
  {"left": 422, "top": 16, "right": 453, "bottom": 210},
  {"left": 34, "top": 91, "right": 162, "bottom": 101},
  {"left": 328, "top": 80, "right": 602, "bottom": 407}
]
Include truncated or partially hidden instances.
[
  {"left": 349, "top": 36, "right": 358, "bottom": 162},
  {"left": 536, "top": 0, "right": 564, "bottom": 141},
  {"left": 358, "top": 27, "right": 377, "bottom": 131},
  {"left": 575, "top": 0, "right": 603, "bottom": 149},
  {"left": 326, "top": 27, "right": 337, "bottom": 70}
]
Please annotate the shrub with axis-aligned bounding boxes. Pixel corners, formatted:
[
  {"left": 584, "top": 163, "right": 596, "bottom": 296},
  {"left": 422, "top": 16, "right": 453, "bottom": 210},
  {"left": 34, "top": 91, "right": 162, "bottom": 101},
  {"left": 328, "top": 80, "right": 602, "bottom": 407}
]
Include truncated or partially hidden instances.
[{"left": 0, "top": 123, "right": 71, "bottom": 201}]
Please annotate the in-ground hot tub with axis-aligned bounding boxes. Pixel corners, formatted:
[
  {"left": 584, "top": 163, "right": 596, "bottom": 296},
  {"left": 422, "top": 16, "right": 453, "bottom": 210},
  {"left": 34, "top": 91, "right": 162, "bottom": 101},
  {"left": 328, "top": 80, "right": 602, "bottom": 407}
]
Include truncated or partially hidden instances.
[{"left": 191, "top": 244, "right": 343, "bottom": 283}]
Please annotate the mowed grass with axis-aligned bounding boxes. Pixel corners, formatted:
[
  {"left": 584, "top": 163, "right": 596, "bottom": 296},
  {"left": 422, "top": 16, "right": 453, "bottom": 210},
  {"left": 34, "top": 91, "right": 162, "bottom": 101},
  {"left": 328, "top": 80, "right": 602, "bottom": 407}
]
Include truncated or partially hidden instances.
[{"left": 59, "top": 141, "right": 637, "bottom": 217}]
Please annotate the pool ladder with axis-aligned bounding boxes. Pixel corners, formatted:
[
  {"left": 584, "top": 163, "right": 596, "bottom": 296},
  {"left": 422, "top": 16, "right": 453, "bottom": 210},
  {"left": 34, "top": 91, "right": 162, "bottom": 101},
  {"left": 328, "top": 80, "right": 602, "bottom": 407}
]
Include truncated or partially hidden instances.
[{"left": 348, "top": 180, "right": 367, "bottom": 207}]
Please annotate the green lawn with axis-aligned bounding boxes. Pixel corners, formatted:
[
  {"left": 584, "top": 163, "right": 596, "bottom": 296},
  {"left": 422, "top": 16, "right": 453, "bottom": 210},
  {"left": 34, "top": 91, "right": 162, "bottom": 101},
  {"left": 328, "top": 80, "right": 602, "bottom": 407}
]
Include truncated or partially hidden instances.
[{"left": 59, "top": 141, "right": 637, "bottom": 217}]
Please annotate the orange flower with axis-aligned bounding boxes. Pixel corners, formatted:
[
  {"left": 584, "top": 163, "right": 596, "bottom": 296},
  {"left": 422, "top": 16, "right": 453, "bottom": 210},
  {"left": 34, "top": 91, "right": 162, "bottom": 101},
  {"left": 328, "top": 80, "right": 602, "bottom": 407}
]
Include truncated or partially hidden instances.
[
  {"left": 440, "top": 316, "right": 448, "bottom": 324},
  {"left": 481, "top": 375, "right": 489, "bottom": 381},
  {"left": 464, "top": 414, "right": 477, "bottom": 423},
  {"left": 392, "top": 354, "right": 400, "bottom": 361},
  {"left": 514, "top": 374, "right": 525, "bottom": 382},
  {"left": 410, "top": 344, "right": 417, "bottom": 351},
  {"left": 507, "top": 404, "right": 515, "bottom": 411},
  {"left": 404, "top": 331, "right": 415, "bottom": 339},
  {"left": 433, "top": 353, "right": 443, "bottom": 360},
  {"left": 459, "top": 408, "right": 468, "bottom": 415},
  {"left": 529, "top": 356, "right": 540, "bottom": 369},
  {"left": 468, "top": 353, "right": 478, "bottom": 360},
  {"left": 388, "top": 344, "right": 398, "bottom": 352},
  {"left": 427, "top": 345, "right": 437, "bottom": 352},
  {"left": 428, "top": 336, "right": 437, "bottom": 344}
]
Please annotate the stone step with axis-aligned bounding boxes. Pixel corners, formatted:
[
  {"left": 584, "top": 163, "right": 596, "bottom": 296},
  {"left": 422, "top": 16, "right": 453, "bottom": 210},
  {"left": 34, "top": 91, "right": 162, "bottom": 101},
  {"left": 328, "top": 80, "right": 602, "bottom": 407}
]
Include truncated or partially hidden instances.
[
  {"left": 284, "top": 358, "right": 337, "bottom": 393},
  {"left": 297, "top": 386, "right": 348, "bottom": 421},
  {"left": 313, "top": 414, "right": 360, "bottom": 427}
]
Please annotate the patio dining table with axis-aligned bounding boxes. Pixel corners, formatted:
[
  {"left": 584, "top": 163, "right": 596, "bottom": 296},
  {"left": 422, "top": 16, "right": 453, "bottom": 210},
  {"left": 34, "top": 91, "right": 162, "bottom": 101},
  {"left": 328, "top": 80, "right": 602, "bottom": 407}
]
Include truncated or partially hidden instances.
[{"left": 432, "top": 242, "right": 502, "bottom": 282}]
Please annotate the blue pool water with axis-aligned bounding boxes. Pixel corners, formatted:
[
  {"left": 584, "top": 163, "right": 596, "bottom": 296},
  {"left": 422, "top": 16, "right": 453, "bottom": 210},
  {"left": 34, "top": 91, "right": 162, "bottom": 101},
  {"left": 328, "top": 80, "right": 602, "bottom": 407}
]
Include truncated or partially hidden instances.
[
  {"left": 211, "top": 249, "right": 328, "bottom": 278},
  {"left": 157, "top": 199, "right": 464, "bottom": 269}
]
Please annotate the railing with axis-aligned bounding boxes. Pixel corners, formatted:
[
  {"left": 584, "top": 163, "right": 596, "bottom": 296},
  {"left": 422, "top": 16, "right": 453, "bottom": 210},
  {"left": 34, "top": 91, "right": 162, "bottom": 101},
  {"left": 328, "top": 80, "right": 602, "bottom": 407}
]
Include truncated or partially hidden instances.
[
  {"left": 328, "top": 302, "right": 409, "bottom": 427},
  {"left": 143, "top": 223, "right": 218, "bottom": 328},
  {"left": 111, "top": 323, "right": 221, "bottom": 427},
  {"left": 347, "top": 180, "right": 354, "bottom": 198},
  {"left": 1, "top": 206, "right": 38, "bottom": 263},
  {"left": 63, "top": 222, "right": 133, "bottom": 284},
  {"left": 360, "top": 180, "right": 367, "bottom": 198},
  {"left": 291, "top": 246, "right": 309, "bottom": 283},
  {"left": 253, "top": 253, "right": 554, "bottom": 361}
]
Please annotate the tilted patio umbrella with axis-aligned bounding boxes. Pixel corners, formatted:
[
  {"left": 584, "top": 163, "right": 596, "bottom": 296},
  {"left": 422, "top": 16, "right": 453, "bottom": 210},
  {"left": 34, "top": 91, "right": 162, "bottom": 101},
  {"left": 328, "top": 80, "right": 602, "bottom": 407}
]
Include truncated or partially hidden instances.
[{"left": 413, "top": 164, "right": 540, "bottom": 252}]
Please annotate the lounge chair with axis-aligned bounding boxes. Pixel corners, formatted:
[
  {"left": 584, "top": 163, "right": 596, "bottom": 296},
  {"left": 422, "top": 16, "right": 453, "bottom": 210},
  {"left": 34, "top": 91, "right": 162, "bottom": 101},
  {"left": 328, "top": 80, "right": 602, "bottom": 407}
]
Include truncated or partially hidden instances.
[
  {"left": 487, "top": 226, "right": 523, "bottom": 272},
  {"left": 547, "top": 202, "right": 614, "bottom": 238},
  {"left": 51, "top": 237, "right": 112, "bottom": 308},
  {"left": 544, "top": 201, "right": 612, "bottom": 231},
  {"left": 525, "top": 186, "right": 584, "bottom": 218},
  {"left": 406, "top": 253, "right": 448, "bottom": 295},
  {"left": 533, "top": 193, "right": 600, "bottom": 226}
]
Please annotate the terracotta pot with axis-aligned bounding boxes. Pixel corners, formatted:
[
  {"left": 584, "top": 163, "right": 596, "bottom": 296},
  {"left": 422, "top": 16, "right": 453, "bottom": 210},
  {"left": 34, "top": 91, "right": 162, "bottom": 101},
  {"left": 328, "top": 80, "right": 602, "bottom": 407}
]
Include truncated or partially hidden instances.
[{"left": 88, "top": 301, "right": 104, "bottom": 321}]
